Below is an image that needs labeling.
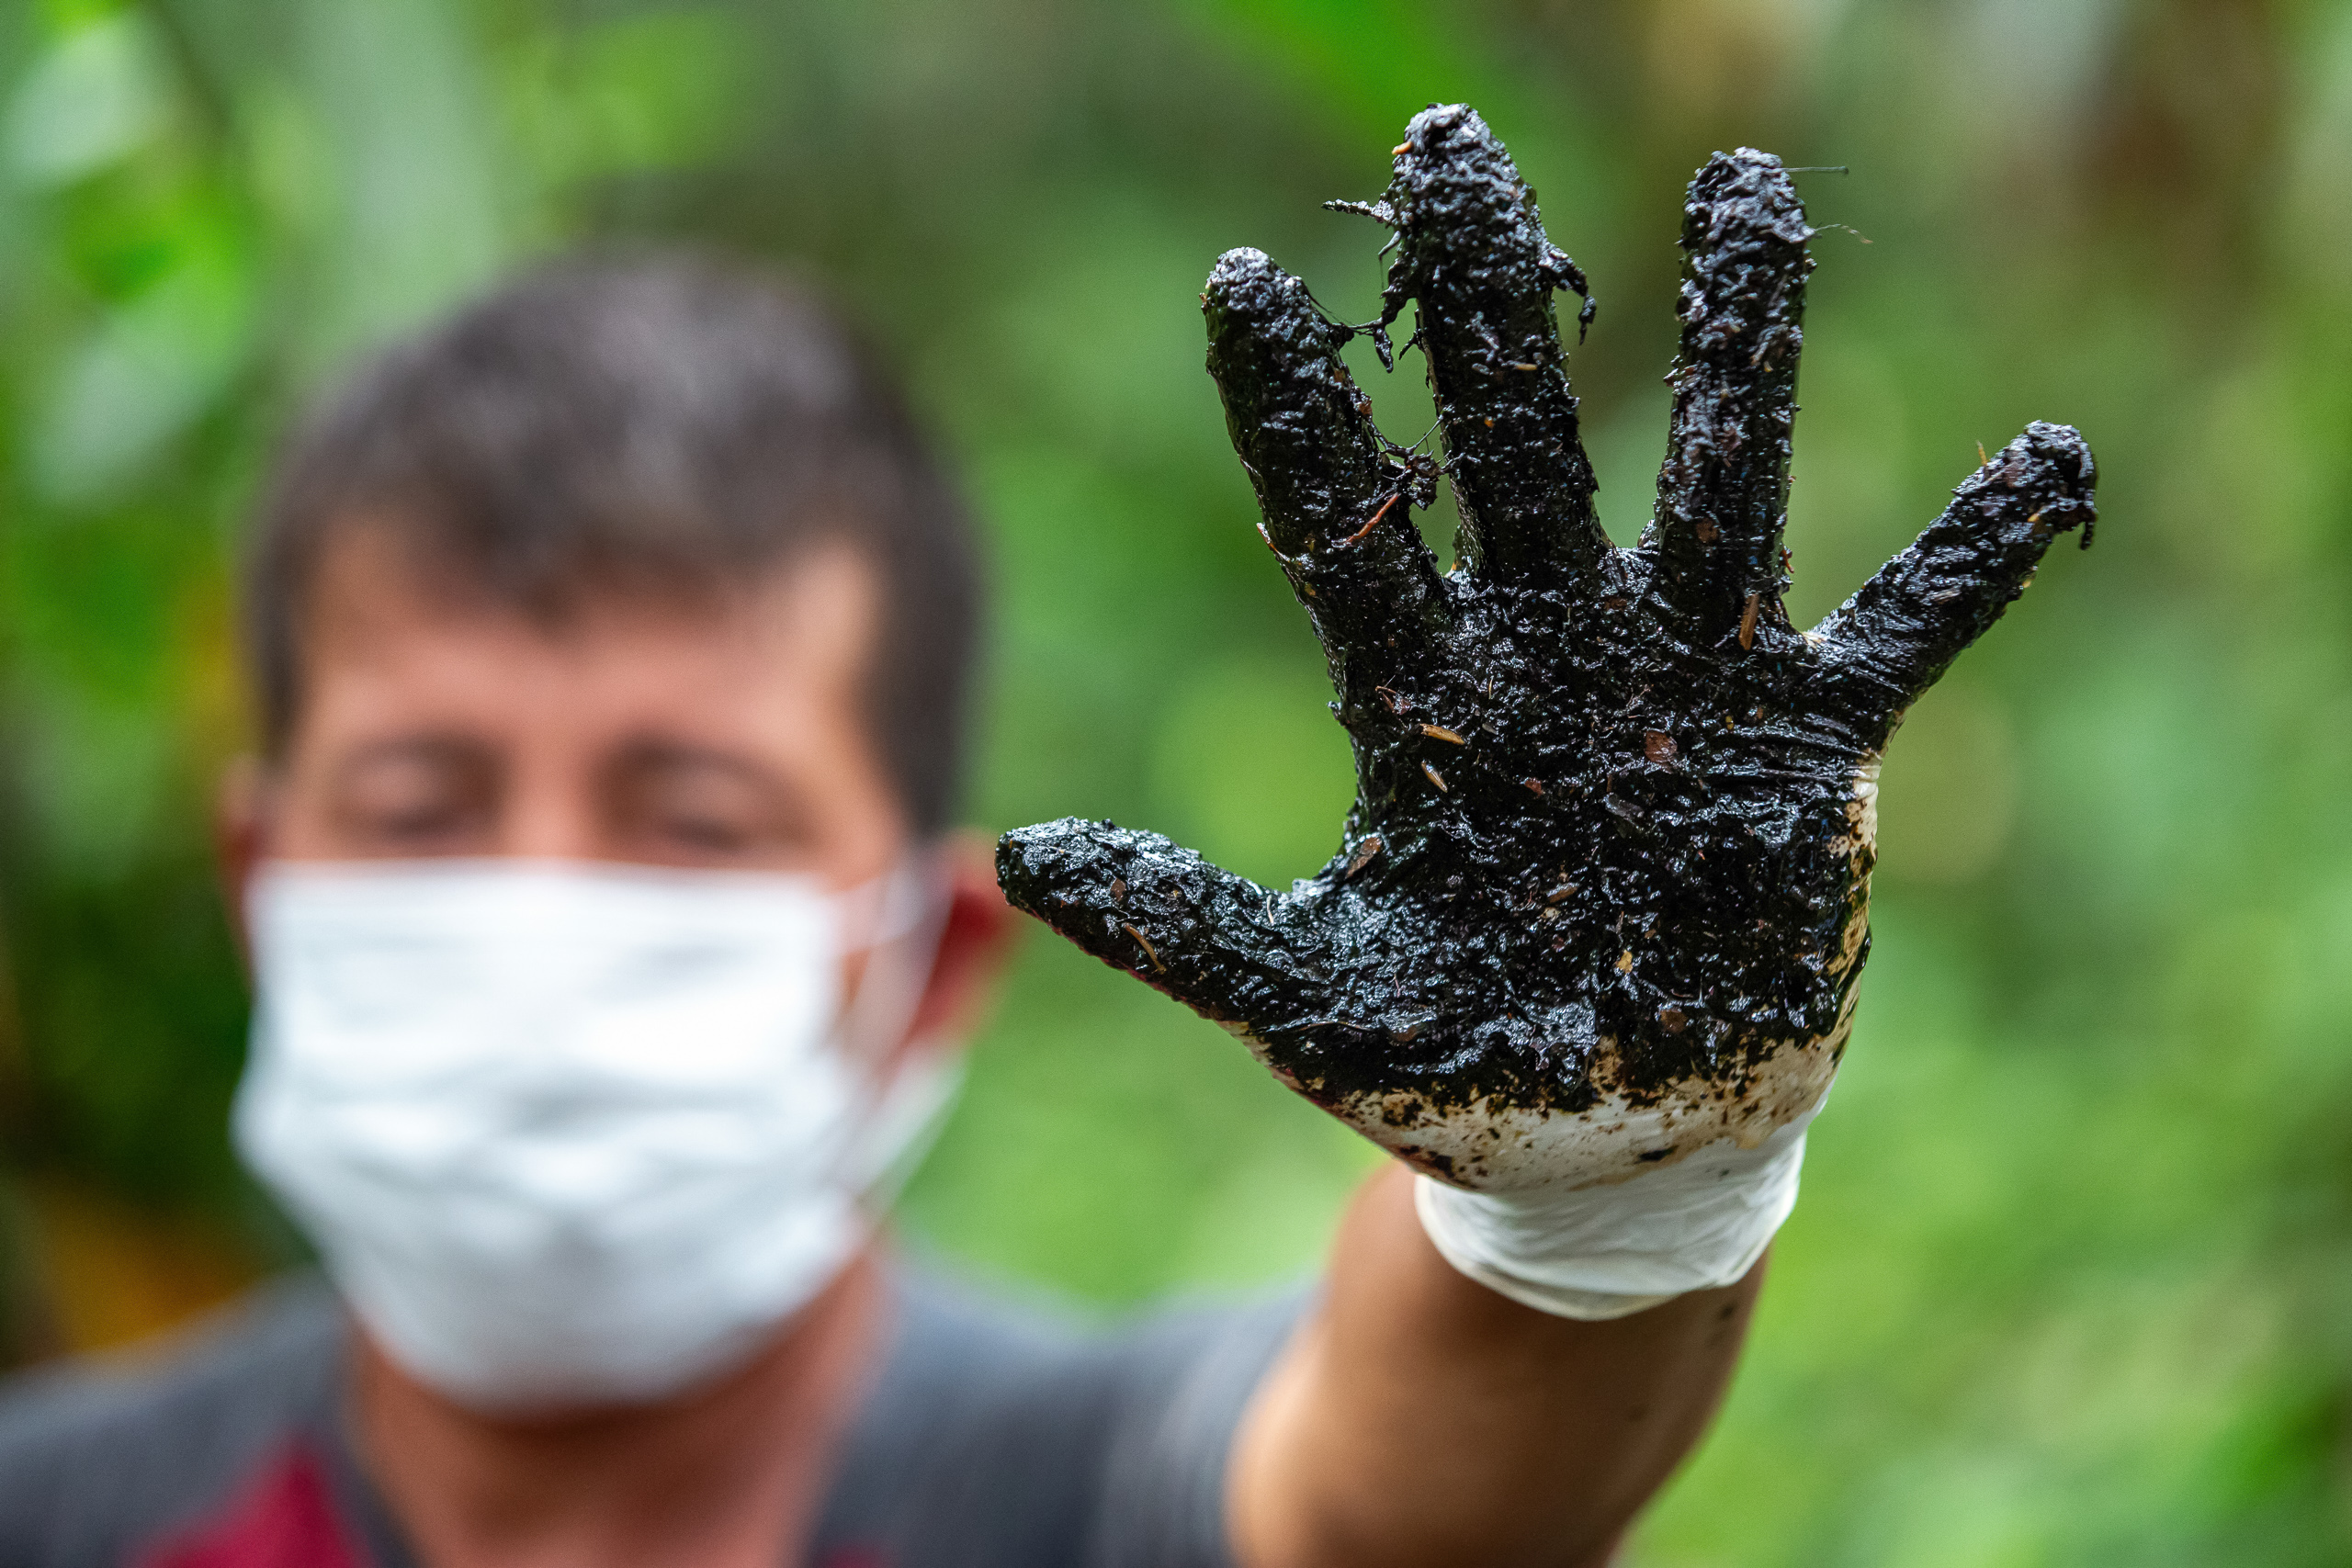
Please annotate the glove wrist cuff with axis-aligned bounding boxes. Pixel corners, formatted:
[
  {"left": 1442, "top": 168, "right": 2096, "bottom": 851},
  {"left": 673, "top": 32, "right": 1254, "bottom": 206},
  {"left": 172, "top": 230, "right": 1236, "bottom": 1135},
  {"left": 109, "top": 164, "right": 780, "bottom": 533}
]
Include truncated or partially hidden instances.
[{"left": 1412, "top": 1114, "right": 1815, "bottom": 1321}]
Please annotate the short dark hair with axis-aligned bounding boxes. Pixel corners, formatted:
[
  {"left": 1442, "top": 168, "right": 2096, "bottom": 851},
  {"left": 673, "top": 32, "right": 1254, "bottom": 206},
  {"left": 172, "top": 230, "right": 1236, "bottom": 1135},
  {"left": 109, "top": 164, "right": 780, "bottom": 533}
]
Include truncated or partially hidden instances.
[{"left": 243, "top": 253, "right": 983, "bottom": 836}]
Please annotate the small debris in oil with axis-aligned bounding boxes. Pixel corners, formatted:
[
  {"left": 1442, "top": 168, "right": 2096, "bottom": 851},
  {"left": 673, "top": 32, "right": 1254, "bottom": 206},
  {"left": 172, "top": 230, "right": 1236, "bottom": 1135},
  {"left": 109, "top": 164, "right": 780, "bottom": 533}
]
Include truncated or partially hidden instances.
[{"left": 1120, "top": 921, "right": 1163, "bottom": 973}]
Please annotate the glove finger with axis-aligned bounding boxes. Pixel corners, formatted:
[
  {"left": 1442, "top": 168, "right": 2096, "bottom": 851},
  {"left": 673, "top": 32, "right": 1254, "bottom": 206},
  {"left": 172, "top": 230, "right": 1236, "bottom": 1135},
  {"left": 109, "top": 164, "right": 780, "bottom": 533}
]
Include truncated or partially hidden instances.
[
  {"left": 995, "top": 818, "right": 1340, "bottom": 1034},
  {"left": 1644, "top": 150, "right": 1815, "bottom": 652},
  {"left": 1204, "top": 248, "right": 1452, "bottom": 720},
  {"left": 1808, "top": 422, "right": 2098, "bottom": 750},
  {"left": 1379, "top": 105, "right": 1612, "bottom": 588}
]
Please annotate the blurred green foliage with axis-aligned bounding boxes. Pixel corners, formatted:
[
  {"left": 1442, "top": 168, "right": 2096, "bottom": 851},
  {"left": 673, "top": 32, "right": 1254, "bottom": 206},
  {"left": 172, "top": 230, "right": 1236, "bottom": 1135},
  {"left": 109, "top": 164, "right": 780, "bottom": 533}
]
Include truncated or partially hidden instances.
[{"left": 3, "top": 0, "right": 2351, "bottom": 1558}]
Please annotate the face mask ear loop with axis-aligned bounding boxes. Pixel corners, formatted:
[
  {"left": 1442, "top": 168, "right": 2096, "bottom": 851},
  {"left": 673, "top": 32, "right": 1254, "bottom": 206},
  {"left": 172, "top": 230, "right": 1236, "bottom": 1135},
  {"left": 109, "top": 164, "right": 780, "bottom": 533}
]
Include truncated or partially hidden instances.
[
  {"left": 827, "top": 847, "right": 956, "bottom": 1141},
  {"left": 827, "top": 849, "right": 964, "bottom": 1210},
  {"left": 849, "top": 1050, "right": 966, "bottom": 1211}
]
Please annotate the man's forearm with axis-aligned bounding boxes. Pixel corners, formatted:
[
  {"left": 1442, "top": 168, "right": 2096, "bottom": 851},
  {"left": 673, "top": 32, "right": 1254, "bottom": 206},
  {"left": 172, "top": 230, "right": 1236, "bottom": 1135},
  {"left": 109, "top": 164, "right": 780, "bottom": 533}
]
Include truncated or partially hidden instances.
[{"left": 1228, "top": 1164, "right": 1761, "bottom": 1568}]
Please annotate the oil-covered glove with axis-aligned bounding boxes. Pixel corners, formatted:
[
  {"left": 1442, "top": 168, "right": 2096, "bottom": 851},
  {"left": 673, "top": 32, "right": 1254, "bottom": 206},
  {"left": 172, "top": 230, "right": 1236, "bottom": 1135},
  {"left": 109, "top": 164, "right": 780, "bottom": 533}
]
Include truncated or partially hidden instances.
[{"left": 998, "top": 105, "right": 2095, "bottom": 1316}]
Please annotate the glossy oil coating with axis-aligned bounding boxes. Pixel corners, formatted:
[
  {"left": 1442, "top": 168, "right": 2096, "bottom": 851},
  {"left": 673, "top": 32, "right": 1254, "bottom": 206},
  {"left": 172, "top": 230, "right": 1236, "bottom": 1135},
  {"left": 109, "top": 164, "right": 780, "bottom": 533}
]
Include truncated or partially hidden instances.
[{"left": 998, "top": 106, "right": 2097, "bottom": 1189}]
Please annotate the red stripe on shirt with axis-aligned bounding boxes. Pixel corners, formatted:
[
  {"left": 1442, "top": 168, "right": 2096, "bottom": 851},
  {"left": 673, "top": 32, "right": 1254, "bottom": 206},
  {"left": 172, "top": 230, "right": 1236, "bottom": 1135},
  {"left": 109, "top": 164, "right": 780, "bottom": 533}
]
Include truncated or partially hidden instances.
[{"left": 139, "top": 1442, "right": 367, "bottom": 1568}]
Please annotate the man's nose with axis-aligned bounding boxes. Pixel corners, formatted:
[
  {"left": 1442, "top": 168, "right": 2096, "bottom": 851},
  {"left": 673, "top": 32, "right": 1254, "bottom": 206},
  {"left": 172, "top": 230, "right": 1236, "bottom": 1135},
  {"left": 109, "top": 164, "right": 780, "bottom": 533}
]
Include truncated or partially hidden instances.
[{"left": 498, "top": 755, "right": 610, "bottom": 862}]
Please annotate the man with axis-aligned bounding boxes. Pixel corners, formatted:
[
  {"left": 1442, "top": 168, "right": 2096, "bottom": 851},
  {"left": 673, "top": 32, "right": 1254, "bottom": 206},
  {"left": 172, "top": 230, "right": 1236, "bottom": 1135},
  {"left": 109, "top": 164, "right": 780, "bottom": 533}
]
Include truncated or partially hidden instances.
[{"left": 0, "top": 107, "right": 2091, "bottom": 1568}]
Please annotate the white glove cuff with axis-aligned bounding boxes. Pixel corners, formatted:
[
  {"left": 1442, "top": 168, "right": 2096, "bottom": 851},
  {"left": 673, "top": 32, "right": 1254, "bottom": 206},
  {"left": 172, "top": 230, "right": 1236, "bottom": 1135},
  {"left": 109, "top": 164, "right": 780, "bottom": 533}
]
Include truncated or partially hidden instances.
[{"left": 1413, "top": 1113, "right": 1815, "bottom": 1320}]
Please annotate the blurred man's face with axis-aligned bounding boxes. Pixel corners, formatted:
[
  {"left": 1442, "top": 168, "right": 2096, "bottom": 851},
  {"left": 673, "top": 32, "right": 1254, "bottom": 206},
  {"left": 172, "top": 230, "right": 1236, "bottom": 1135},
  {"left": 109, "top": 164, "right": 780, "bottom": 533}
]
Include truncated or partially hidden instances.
[
  {"left": 256, "top": 525, "right": 907, "bottom": 886},
  {"left": 224, "top": 525, "right": 1007, "bottom": 1411}
]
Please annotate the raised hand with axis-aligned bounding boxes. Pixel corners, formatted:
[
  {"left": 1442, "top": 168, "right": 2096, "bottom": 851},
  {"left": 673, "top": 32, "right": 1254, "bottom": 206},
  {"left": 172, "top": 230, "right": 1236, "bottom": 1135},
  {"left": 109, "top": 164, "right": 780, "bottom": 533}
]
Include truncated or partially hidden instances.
[{"left": 997, "top": 105, "right": 2095, "bottom": 1193}]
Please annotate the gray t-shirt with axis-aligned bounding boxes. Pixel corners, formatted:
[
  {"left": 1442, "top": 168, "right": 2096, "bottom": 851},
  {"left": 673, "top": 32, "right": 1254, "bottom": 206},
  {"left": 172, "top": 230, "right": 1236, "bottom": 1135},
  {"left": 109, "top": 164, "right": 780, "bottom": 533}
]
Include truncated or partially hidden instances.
[{"left": 0, "top": 1264, "right": 1298, "bottom": 1568}]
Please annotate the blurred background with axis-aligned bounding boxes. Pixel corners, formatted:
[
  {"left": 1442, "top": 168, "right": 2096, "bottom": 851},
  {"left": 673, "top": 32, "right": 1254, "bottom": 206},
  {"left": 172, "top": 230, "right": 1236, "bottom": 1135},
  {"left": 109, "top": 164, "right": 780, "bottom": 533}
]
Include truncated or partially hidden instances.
[{"left": 1, "top": 0, "right": 2348, "bottom": 1559}]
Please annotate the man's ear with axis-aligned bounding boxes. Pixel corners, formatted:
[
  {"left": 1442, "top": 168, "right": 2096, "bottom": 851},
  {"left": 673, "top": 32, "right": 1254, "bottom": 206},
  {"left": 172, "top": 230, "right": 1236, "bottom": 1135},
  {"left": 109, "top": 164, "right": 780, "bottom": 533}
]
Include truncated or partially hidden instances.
[
  {"left": 215, "top": 757, "right": 274, "bottom": 966},
  {"left": 903, "top": 830, "right": 1021, "bottom": 1049}
]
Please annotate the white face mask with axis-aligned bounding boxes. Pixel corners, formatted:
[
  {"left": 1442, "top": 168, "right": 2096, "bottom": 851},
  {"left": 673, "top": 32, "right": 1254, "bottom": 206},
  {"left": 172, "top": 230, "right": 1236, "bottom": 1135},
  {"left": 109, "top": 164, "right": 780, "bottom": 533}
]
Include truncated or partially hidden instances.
[{"left": 233, "top": 857, "right": 955, "bottom": 1415}]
